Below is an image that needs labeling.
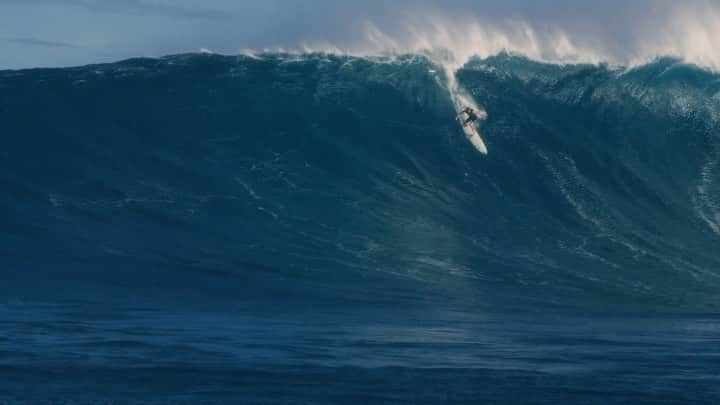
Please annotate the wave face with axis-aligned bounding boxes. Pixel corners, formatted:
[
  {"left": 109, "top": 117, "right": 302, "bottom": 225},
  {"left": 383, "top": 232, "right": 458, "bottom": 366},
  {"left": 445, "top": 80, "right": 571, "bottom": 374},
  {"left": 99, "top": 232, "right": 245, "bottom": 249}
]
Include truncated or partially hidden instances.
[{"left": 2, "top": 53, "right": 720, "bottom": 313}]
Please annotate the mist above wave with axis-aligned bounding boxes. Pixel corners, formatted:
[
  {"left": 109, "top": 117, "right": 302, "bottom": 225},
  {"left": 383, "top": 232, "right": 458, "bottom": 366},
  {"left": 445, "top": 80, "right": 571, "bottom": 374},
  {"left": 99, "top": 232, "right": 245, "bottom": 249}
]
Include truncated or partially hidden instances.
[{"left": 253, "top": 1, "right": 720, "bottom": 73}]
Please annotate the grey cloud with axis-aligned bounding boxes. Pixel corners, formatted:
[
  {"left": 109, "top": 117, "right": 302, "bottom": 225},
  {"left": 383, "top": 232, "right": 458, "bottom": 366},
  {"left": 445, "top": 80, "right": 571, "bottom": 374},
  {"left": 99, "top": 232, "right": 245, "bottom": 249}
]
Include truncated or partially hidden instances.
[
  {"left": 7, "top": 37, "right": 77, "bottom": 48},
  {"left": 0, "top": 0, "right": 228, "bottom": 19}
]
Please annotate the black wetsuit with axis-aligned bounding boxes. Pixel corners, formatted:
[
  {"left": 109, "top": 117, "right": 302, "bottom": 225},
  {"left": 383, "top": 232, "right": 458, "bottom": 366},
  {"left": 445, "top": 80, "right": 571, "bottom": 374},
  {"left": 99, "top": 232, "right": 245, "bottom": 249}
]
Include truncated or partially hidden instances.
[{"left": 463, "top": 108, "right": 478, "bottom": 125}]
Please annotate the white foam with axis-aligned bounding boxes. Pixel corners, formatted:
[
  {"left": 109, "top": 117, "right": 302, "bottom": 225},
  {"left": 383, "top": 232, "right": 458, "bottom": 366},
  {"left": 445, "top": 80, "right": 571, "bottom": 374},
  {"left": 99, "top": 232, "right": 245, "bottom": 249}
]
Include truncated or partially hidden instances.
[
  {"left": 693, "top": 155, "right": 720, "bottom": 236},
  {"left": 290, "top": 2, "right": 720, "bottom": 73}
]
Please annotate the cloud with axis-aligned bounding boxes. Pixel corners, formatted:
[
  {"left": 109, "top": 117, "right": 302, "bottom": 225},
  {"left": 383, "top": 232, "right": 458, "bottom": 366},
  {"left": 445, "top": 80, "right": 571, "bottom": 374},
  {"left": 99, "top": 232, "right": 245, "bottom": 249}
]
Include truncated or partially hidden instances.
[
  {"left": 7, "top": 37, "right": 77, "bottom": 48},
  {"left": 0, "top": 0, "right": 227, "bottom": 20}
]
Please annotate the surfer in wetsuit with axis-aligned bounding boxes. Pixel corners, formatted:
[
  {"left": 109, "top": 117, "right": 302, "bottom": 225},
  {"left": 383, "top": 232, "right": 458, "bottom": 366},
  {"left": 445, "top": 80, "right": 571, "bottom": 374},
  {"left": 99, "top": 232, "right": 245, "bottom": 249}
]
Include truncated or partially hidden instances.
[{"left": 459, "top": 107, "right": 479, "bottom": 126}]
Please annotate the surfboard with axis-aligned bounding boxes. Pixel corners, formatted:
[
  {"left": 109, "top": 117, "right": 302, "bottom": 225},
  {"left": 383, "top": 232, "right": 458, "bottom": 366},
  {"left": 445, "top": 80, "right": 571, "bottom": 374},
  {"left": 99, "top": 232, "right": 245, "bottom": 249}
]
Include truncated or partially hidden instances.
[{"left": 458, "top": 114, "right": 488, "bottom": 154}]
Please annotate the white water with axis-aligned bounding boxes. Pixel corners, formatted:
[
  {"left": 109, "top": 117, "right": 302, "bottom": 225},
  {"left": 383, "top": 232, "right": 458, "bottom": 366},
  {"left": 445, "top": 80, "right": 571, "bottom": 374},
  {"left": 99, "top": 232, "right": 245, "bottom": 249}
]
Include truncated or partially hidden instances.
[{"left": 293, "top": 2, "right": 720, "bottom": 73}]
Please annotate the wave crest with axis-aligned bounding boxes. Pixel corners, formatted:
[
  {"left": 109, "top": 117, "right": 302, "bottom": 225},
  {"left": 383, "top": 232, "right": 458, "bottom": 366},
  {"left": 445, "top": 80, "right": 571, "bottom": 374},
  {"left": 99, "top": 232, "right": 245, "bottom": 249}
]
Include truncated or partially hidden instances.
[{"left": 292, "top": 2, "right": 720, "bottom": 73}]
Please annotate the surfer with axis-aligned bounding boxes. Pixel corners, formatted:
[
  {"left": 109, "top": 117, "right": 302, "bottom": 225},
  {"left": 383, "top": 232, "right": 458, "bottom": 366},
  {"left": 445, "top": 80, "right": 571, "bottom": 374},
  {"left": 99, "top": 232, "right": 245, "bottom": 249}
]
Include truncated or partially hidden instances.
[{"left": 459, "top": 107, "right": 479, "bottom": 127}]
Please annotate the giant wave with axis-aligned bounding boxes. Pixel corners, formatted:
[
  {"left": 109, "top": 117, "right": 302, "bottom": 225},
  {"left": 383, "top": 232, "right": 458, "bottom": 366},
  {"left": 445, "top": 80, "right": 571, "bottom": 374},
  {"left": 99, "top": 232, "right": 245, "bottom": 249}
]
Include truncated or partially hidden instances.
[{"left": 1, "top": 52, "right": 719, "bottom": 313}]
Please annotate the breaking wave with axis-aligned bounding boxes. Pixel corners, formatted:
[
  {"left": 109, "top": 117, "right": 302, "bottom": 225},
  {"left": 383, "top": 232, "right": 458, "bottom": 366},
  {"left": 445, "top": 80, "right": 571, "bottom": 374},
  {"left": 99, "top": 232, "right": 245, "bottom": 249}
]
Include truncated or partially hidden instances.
[{"left": 1, "top": 51, "right": 719, "bottom": 312}]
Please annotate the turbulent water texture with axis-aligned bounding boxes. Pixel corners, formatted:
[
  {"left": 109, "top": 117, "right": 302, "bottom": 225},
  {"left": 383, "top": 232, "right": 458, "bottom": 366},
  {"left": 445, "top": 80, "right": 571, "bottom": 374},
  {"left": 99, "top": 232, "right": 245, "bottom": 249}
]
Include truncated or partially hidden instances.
[
  {"left": 1, "top": 53, "right": 720, "bottom": 403},
  {"left": 3, "top": 52, "right": 720, "bottom": 311}
]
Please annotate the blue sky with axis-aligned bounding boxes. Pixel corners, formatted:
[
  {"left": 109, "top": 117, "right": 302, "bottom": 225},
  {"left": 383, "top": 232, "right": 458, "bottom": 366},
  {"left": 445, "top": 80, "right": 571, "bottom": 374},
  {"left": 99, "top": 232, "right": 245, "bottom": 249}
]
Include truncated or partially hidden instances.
[{"left": 1, "top": 0, "right": 718, "bottom": 70}]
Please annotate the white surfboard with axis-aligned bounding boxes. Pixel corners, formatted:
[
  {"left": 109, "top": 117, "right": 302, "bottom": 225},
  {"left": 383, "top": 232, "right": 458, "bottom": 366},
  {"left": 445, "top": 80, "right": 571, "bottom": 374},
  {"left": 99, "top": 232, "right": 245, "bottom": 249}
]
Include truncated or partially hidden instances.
[{"left": 458, "top": 114, "right": 488, "bottom": 154}]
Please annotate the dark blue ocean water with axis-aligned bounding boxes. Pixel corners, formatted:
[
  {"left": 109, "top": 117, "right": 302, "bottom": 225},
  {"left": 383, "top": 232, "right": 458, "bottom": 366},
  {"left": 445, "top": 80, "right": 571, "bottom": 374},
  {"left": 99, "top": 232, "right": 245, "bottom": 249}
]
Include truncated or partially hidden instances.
[{"left": 1, "top": 53, "right": 720, "bottom": 403}]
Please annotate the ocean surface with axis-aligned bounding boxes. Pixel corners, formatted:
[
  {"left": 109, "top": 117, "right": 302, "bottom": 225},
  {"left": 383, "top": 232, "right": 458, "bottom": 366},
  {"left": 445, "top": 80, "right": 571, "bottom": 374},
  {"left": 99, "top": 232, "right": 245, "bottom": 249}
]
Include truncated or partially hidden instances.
[{"left": 1, "top": 52, "right": 720, "bottom": 403}]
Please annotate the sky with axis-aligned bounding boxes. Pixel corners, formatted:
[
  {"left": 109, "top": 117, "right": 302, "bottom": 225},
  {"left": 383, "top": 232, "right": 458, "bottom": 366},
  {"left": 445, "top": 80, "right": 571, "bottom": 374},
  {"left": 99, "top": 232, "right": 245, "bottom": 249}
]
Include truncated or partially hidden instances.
[{"left": 1, "top": 0, "right": 719, "bottom": 70}]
